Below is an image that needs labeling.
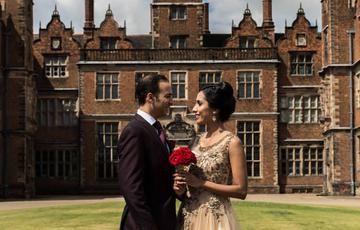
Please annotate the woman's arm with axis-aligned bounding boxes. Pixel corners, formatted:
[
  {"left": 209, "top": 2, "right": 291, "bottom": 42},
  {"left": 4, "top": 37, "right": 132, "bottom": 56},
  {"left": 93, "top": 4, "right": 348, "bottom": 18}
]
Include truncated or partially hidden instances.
[{"left": 182, "top": 136, "right": 248, "bottom": 199}]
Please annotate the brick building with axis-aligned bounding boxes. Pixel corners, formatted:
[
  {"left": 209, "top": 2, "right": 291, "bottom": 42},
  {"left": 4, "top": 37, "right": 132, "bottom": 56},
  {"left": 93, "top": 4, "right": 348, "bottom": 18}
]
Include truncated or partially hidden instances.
[
  {"left": 0, "top": 0, "right": 37, "bottom": 198},
  {"left": 320, "top": 0, "right": 360, "bottom": 195},
  {"left": 0, "top": 0, "right": 359, "bottom": 197},
  {"left": 32, "top": 6, "right": 81, "bottom": 194}
]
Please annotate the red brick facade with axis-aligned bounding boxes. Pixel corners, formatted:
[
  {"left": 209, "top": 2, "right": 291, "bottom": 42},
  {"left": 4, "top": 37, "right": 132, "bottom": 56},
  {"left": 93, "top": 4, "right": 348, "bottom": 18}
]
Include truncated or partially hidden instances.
[
  {"left": 320, "top": 0, "right": 360, "bottom": 195},
  {"left": 0, "top": 0, "right": 37, "bottom": 198},
  {"left": 1, "top": 0, "right": 360, "bottom": 197}
]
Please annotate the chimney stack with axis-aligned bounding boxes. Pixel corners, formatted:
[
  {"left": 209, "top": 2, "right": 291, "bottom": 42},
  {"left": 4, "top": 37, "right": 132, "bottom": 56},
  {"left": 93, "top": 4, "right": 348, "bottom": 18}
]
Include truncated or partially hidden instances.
[
  {"left": 84, "top": 0, "right": 94, "bottom": 36},
  {"left": 203, "top": 3, "right": 210, "bottom": 34},
  {"left": 262, "top": 0, "right": 274, "bottom": 27},
  {"left": 262, "top": 0, "right": 274, "bottom": 43}
]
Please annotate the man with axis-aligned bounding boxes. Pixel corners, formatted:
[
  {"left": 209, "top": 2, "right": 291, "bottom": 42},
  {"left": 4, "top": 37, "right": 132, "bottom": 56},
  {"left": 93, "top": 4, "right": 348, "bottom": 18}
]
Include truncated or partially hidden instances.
[{"left": 117, "top": 74, "right": 176, "bottom": 230}]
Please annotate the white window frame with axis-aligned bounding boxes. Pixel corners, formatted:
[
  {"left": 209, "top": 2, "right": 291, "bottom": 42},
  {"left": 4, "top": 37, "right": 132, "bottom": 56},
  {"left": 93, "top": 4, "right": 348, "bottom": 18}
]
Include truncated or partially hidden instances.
[
  {"left": 280, "top": 146, "right": 324, "bottom": 176},
  {"left": 199, "top": 71, "right": 222, "bottom": 89},
  {"left": 96, "top": 72, "right": 120, "bottom": 101},
  {"left": 170, "top": 71, "right": 187, "bottom": 100},
  {"left": 239, "top": 36, "right": 256, "bottom": 48},
  {"left": 35, "top": 149, "right": 79, "bottom": 179},
  {"left": 237, "top": 71, "right": 261, "bottom": 99},
  {"left": 37, "top": 98, "right": 78, "bottom": 127},
  {"left": 96, "top": 122, "right": 119, "bottom": 180},
  {"left": 44, "top": 55, "right": 68, "bottom": 78},
  {"left": 303, "top": 96, "right": 320, "bottom": 123},
  {"left": 237, "top": 120, "right": 261, "bottom": 178},
  {"left": 290, "top": 52, "right": 313, "bottom": 76},
  {"left": 281, "top": 96, "right": 320, "bottom": 124},
  {"left": 170, "top": 5, "right": 187, "bottom": 20},
  {"left": 170, "top": 36, "right": 187, "bottom": 49}
]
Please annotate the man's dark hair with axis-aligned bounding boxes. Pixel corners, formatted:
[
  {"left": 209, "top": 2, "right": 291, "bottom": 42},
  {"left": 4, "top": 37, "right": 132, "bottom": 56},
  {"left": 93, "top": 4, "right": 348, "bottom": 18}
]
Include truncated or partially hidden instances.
[{"left": 136, "top": 74, "right": 169, "bottom": 105}]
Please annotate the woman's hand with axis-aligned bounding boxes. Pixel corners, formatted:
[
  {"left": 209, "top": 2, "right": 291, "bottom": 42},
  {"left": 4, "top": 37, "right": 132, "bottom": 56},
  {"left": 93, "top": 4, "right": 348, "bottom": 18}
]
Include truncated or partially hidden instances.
[
  {"left": 179, "top": 171, "right": 205, "bottom": 188},
  {"left": 173, "top": 173, "right": 187, "bottom": 196}
]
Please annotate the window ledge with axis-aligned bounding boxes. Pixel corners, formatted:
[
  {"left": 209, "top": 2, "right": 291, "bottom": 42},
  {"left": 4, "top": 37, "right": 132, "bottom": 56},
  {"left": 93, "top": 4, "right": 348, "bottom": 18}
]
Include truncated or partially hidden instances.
[
  {"left": 237, "top": 98, "right": 262, "bottom": 100},
  {"left": 46, "top": 76, "right": 69, "bottom": 79},
  {"left": 95, "top": 99, "right": 122, "bottom": 102},
  {"left": 290, "top": 74, "right": 314, "bottom": 77},
  {"left": 248, "top": 177, "right": 262, "bottom": 179},
  {"left": 285, "top": 175, "right": 323, "bottom": 177},
  {"left": 286, "top": 122, "right": 321, "bottom": 125},
  {"left": 170, "top": 18, "right": 187, "bottom": 21}
]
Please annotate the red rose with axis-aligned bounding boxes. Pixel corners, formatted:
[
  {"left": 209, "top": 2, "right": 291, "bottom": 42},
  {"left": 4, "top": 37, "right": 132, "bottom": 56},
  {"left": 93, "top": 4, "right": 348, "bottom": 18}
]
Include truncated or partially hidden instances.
[{"left": 169, "top": 147, "right": 197, "bottom": 166}]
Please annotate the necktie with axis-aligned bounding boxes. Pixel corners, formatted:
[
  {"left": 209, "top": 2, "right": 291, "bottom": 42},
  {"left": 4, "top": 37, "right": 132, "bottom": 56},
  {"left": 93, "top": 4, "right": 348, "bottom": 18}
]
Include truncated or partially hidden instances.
[{"left": 153, "top": 120, "right": 167, "bottom": 146}]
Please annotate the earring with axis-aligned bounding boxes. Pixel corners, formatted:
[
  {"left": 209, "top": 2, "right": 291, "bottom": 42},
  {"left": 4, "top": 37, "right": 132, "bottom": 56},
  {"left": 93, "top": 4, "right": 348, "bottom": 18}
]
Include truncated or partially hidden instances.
[{"left": 212, "top": 113, "right": 217, "bottom": 122}]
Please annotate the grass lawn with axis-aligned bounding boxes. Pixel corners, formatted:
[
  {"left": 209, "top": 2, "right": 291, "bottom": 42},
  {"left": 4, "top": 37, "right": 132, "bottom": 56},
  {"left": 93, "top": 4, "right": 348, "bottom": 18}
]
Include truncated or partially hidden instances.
[{"left": 0, "top": 201, "right": 359, "bottom": 230}]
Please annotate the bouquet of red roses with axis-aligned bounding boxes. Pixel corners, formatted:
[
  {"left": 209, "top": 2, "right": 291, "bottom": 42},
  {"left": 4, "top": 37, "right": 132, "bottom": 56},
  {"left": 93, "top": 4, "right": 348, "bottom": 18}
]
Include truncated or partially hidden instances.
[
  {"left": 169, "top": 147, "right": 197, "bottom": 197},
  {"left": 169, "top": 147, "right": 197, "bottom": 167}
]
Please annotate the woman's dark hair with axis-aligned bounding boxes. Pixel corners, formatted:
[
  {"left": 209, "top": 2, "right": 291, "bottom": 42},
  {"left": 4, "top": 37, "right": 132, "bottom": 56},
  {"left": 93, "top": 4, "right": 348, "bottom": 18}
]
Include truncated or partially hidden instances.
[
  {"left": 136, "top": 74, "right": 168, "bottom": 105},
  {"left": 201, "top": 81, "right": 236, "bottom": 122}
]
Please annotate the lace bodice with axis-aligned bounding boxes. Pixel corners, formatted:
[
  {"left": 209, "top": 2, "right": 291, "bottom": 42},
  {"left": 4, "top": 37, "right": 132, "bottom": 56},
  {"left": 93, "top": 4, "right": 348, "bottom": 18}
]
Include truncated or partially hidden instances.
[
  {"left": 177, "top": 131, "right": 236, "bottom": 230},
  {"left": 192, "top": 132, "right": 234, "bottom": 184}
]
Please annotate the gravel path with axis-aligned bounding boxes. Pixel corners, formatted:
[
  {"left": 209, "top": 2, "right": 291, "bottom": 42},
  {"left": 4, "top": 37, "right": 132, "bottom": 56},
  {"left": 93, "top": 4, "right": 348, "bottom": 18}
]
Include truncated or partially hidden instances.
[{"left": 0, "top": 194, "right": 359, "bottom": 211}]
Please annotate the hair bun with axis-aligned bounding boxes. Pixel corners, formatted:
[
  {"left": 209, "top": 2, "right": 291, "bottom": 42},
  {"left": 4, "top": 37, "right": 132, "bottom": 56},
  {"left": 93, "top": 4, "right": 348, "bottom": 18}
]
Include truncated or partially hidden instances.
[
  {"left": 201, "top": 81, "right": 235, "bottom": 122},
  {"left": 219, "top": 81, "right": 233, "bottom": 97}
]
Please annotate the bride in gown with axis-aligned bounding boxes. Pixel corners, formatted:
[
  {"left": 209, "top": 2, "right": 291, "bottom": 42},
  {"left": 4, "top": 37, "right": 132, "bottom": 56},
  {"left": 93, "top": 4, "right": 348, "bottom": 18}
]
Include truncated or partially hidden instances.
[{"left": 173, "top": 82, "right": 248, "bottom": 230}]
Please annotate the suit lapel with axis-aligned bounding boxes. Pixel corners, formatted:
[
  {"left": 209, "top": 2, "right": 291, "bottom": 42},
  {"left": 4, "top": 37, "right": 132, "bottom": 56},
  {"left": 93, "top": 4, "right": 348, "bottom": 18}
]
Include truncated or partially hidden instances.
[{"left": 134, "top": 114, "right": 170, "bottom": 158}]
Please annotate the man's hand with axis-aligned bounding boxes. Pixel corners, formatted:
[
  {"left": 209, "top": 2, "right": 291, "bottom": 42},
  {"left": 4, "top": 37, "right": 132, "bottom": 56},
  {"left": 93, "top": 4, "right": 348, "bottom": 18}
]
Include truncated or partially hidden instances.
[{"left": 173, "top": 173, "right": 187, "bottom": 196}]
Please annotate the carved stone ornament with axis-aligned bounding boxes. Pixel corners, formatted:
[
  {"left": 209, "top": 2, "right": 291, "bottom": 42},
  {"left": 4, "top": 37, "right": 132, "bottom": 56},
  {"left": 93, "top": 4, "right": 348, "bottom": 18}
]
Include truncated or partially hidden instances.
[
  {"left": 165, "top": 114, "right": 196, "bottom": 145},
  {"left": 51, "top": 37, "right": 61, "bottom": 50}
]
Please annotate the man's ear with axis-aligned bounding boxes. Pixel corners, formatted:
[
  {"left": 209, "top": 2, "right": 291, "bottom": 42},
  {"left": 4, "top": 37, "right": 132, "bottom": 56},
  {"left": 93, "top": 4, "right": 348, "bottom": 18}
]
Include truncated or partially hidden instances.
[{"left": 146, "top": 92, "right": 155, "bottom": 103}]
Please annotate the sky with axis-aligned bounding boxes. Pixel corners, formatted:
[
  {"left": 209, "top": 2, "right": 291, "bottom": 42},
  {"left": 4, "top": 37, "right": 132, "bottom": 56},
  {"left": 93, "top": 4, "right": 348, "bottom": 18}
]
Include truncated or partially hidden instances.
[{"left": 33, "top": 0, "right": 322, "bottom": 35}]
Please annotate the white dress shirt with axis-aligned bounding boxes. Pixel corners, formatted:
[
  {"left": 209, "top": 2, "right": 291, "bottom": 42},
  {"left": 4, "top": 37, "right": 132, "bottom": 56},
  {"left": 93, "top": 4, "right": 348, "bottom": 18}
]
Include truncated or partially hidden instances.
[
  {"left": 137, "top": 109, "right": 170, "bottom": 152},
  {"left": 137, "top": 109, "right": 156, "bottom": 126}
]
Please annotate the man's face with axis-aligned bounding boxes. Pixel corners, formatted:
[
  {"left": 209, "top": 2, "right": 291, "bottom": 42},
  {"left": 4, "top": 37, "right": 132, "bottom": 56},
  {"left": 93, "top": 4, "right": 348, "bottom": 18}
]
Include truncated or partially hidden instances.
[{"left": 153, "top": 81, "right": 173, "bottom": 118}]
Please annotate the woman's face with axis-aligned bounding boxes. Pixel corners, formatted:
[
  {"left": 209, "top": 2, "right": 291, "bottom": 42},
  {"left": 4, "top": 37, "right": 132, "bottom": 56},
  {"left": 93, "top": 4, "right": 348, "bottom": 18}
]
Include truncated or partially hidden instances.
[{"left": 192, "top": 91, "right": 214, "bottom": 125}]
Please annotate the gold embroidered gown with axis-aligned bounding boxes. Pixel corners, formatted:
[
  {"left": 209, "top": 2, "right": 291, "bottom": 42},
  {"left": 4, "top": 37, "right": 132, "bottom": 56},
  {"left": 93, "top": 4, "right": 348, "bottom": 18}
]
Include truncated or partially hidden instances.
[{"left": 177, "top": 132, "right": 240, "bottom": 230}]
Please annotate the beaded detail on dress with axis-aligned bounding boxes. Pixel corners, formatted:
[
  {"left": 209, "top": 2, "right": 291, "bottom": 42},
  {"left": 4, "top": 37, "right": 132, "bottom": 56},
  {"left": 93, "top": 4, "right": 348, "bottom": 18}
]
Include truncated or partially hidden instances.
[{"left": 177, "top": 132, "right": 236, "bottom": 230}]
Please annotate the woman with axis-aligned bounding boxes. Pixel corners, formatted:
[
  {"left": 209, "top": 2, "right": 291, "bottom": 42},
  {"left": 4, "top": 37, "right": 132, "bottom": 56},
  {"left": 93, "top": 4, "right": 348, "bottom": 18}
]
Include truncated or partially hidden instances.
[{"left": 174, "top": 81, "right": 247, "bottom": 230}]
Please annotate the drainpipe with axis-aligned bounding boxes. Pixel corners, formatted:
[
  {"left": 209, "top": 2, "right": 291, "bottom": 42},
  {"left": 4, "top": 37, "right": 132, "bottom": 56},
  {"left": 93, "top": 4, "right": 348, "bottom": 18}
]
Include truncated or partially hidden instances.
[
  {"left": 347, "top": 29, "right": 355, "bottom": 196},
  {"left": 77, "top": 69, "right": 82, "bottom": 193},
  {"left": 1, "top": 62, "right": 9, "bottom": 198},
  {"left": 150, "top": 4, "right": 154, "bottom": 49},
  {"left": 1, "top": 28, "right": 9, "bottom": 197},
  {"left": 1, "top": 70, "right": 7, "bottom": 198}
]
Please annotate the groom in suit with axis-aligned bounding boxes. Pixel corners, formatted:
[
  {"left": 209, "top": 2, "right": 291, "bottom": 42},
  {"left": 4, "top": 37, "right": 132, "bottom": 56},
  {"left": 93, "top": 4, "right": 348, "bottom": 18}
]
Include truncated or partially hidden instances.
[{"left": 117, "top": 74, "right": 176, "bottom": 230}]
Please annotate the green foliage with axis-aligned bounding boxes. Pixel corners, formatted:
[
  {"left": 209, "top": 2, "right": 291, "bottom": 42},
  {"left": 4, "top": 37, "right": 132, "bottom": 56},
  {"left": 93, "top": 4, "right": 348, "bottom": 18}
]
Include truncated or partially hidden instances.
[{"left": 0, "top": 201, "right": 360, "bottom": 230}]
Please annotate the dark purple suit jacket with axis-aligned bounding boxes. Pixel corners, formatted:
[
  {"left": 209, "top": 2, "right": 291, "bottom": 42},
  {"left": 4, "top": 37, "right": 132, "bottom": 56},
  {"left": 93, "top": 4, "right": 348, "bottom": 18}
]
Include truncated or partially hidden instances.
[{"left": 117, "top": 114, "right": 176, "bottom": 230}]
